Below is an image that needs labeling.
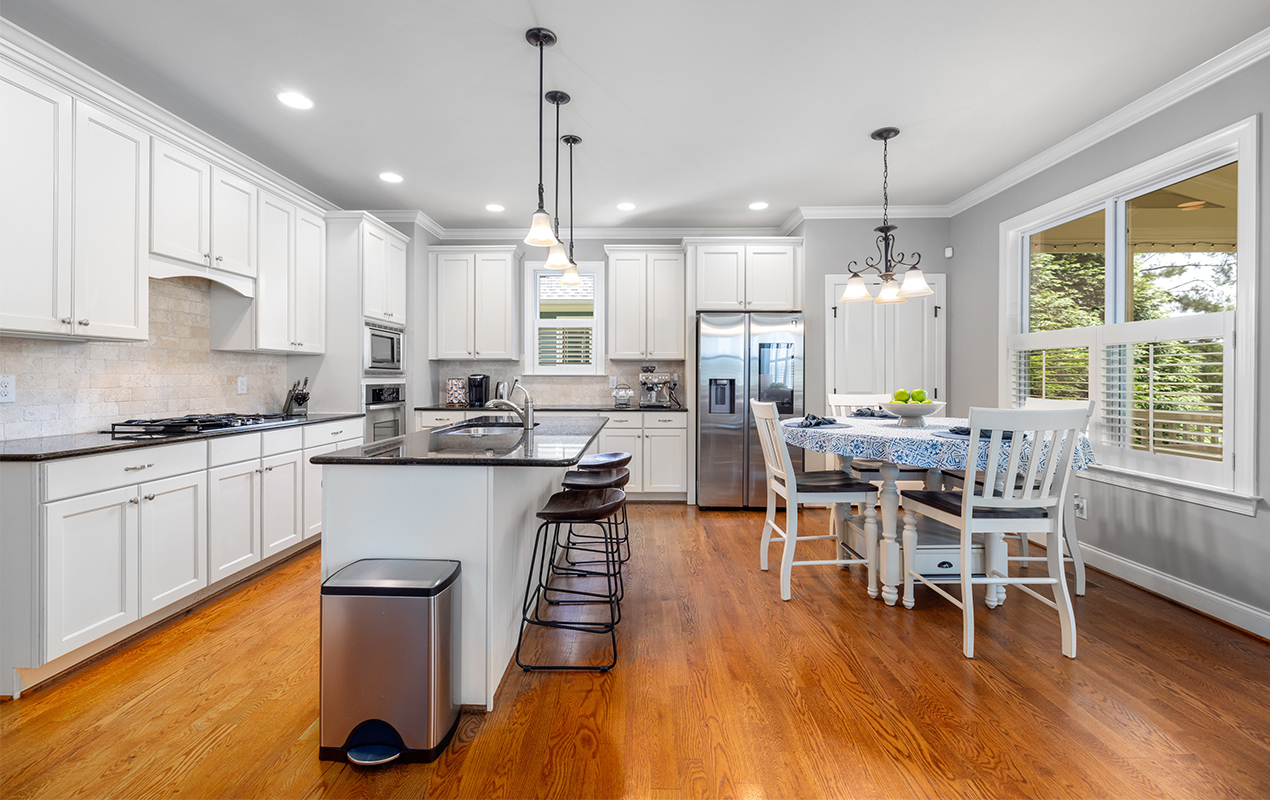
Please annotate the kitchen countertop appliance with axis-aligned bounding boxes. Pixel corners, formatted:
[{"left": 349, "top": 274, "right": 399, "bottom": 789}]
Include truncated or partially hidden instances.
[
  {"left": 467, "top": 375, "right": 490, "bottom": 408},
  {"left": 638, "top": 366, "right": 678, "bottom": 409},
  {"left": 697, "top": 312, "right": 804, "bottom": 507}
]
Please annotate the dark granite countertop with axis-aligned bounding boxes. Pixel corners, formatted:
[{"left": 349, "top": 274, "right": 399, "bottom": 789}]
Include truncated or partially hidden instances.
[
  {"left": 311, "top": 415, "right": 607, "bottom": 467},
  {"left": 414, "top": 405, "right": 687, "bottom": 413},
  {"left": 0, "top": 412, "right": 366, "bottom": 462}
]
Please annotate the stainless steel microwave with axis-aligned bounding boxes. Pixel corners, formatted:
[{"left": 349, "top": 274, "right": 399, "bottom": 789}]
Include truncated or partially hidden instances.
[{"left": 364, "top": 322, "right": 404, "bottom": 374}]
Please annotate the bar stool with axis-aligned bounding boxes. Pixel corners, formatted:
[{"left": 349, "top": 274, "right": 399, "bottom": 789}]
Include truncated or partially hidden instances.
[
  {"left": 516, "top": 488, "right": 626, "bottom": 672},
  {"left": 578, "top": 452, "right": 632, "bottom": 472},
  {"left": 561, "top": 467, "right": 632, "bottom": 567}
]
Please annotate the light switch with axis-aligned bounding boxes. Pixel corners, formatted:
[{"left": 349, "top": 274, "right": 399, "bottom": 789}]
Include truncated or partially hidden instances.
[{"left": 237, "top": 376, "right": 247, "bottom": 394}]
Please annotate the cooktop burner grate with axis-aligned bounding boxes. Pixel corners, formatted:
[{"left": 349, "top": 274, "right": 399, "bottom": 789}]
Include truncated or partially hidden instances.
[{"left": 105, "top": 413, "right": 287, "bottom": 439}]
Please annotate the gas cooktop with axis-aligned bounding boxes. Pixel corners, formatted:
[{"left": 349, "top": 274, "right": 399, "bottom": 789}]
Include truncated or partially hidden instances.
[{"left": 105, "top": 413, "right": 288, "bottom": 440}]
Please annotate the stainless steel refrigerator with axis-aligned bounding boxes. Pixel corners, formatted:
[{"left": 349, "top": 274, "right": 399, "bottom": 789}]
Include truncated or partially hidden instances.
[{"left": 697, "top": 312, "right": 804, "bottom": 507}]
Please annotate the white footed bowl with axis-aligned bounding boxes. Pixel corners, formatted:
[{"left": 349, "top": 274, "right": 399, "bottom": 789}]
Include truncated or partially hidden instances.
[{"left": 881, "top": 401, "right": 946, "bottom": 427}]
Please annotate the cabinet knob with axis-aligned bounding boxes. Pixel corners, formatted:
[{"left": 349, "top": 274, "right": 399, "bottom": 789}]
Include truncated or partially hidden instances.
[
  {"left": 60, "top": 317, "right": 72, "bottom": 325},
  {"left": 215, "top": 255, "right": 223, "bottom": 262},
  {"left": 128, "top": 496, "right": 139, "bottom": 504},
  {"left": 78, "top": 319, "right": 90, "bottom": 326},
  {"left": 265, "top": 465, "right": 274, "bottom": 472},
  {"left": 204, "top": 253, "right": 211, "bottom": 262},
  {"left": 297, "top": 342, "right": 303, "bottom": 347},
  {"left": 144, "top": 493, "right": 155, "bottom": 501}
]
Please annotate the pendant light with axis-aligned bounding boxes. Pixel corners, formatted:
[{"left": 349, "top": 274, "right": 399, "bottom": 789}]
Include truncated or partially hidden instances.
[
  {"left": 524, "top": 28, "right": 559, "bottom": 248},
  {"left": 560, "top": 134, "right": 583, "bottom": 286},
  {"left": 839, "top": 127, "right": 933, "bottom": 303},
  {"left": 544, "top": 90, "right": 572, "bottom": 268}
]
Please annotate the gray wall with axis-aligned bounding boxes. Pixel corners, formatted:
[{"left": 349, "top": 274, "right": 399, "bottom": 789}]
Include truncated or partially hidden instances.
[{"left": 947, "top": 57, "right": 1270, "bottom": 621}]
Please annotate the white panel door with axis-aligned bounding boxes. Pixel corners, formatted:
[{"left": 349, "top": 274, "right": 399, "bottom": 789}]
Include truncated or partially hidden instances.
[
  {"left": 696, "top": 245, "right": 746, "bottom": 310},
  {"left": 598, "top": 430, "right": 645, "bottom": 493},
  {"left": 255, "top": 191, "right": 293, "bottom": 351},
  {"left": 0, "top": 62, "right": 73, "bottom": 335},
  {"left": 207, "top": 460, "right": 261, "bottom": 582},
  {"left": 646, "top": 252, "right": 686, "bottom": 359},
  {"left": 150, "top": 139, "right": 210, "bottom": 266},
  {"left": 885, "top": 274, "right": 946, "bottom": 402},
  {"left": 385, "top": 235, "right": 408, "bottom": 324},
  {"left": 361, "top": 224, "right": 389, "bottom": 322},
  {"left": 473, "top": 251, "right": 516, "bottom": 359},
  {"left": 643, "top": 429, "right": 687, "bottom": 492},
  {"left": 210, "top": 168, "right": 256, "bottom": 277},
  {"left": 436, "top": 252, "right": 475, "bottom": 359},
  {"left": 302, "top": 444, "right": 335, "bottom": 538},
  {"left": 292, "top": 208, "right": 326, "bottom": 353},
  {"left": 44, "top": 486, "right": 139, "bottom": 661},
  {"left": 72, "top": 103, "right": 149, "bottom": 341},
  {"left": 138, "top": 471, "right": 207, "bottom": 617},
  {"left": 745, "top": 245, "right": 796, "bottom": 311},
  {"left": 608, "top": 253, "right": 646, "bottom": 359},
  {"left": 829, "top": 277, "right": 885, "bottom": 395},
  {"left": 261, "top": 450, "right": 303, "bottom": 557}
]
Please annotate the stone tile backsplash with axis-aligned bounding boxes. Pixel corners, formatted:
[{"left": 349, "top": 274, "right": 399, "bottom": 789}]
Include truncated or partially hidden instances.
[
  {"left": 0, "top": 277, "right": 289, "bottom": 440},
  {"left": 434, "top": 359, "right": 688, "bottom": 409}
]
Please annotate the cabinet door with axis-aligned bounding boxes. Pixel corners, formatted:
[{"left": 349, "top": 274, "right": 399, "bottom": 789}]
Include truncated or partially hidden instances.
[
  {"left": 292, "top": 208, "right": 326, "bottom": 353},
  {"left": 72, "top": 103, "right": 150, "bottom": 341},
  {"left": 139, "top": 472, "right": 207, "bottom": 617},
  {"left": 598, "top": 430, "right": 644, "bottom": 493},
  {"left": 646, "top": 252, "right": 685, "bottom": 359},
  {"left": 261, "top": 450, "right": 303, "bottom": 557},
  {"left": 44, "top": 486, "right": 139, "bottom": 661},
  {"left": 302, "top": 443, "right": 335, "bottom": 538},
  {"left": 150, "top": 139, "right": 210, "bottom": 266},
  {"left": 255, "top": 191, "right": 293, "bottom": 351},
  {"left": 385, "top": 235, "right": 408, "bottom": 324},
  {"left": 608, "top": 253, "right": 646, "bottom": 359},
  {"left": 745, "top": 245, "right": 796, "bottom": 311},
  {"left": 207, "top": 460, "right": 261, "bottom": 582},
  {"left": 473, "top": 251, "right": 516, "bottom": 359},
  {"left": 0, "top": 63, "right": 73, "bottom": 335},
  {"left": 643, "top": 429, "right": 688, "bottom": 493},
  {"left": 361, "top": 224, "right": 389, "bottom": 321},
  {"left": 210, "top": 168, "right": 256, "bottom": 277},
  {"left": 696, "top": 245, "right": 746, "bottom": 310},
  {"left": 435, "top": 252, "right": 475, "bottom": 359}
]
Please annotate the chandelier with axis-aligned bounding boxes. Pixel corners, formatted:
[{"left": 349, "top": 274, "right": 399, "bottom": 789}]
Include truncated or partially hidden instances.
[{"left": 523, "top": 28, "right": 560, "bottom": 248}]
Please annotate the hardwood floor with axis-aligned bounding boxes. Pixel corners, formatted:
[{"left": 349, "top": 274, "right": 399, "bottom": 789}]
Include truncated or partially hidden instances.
[{"left": 4, "top": 504, "right": 1270, "bottom": 799}]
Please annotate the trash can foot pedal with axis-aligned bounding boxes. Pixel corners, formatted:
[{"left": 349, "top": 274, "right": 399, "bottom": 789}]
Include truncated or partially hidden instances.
[{"left": 347, "top": 744, "right": 401, "bottom": 766}]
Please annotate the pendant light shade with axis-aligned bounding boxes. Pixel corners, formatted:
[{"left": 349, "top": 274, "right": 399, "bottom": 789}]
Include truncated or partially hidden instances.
[
  {"left": 523, "top": 28, "right": 559, "bottom": 248},
  {"left": 874, "top": 279, "right": 905, "bottom": 305},
  {"left": 525, "top": 210, "right": 557, "bottom": 247},
  {"left": 560, "top": 262, "right": 582, "bottom": 286},
  {"left": 545, "top": 241, "right": 571, "bottom": 269},
  {"left": 897, "top": 267, "right": 934, "bottom": 297},
  {"left": 839, "top": 275, "right": 873, "bottom": 302}
]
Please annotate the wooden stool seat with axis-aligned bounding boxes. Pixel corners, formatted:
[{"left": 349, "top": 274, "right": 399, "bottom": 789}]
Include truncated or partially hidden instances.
[
  {"left": 537, "top": 488, "right": 626, "bottom": 523},
  {"left": 562, "top": 467, "right": 631, "bottom": 491},
  {"left": 578, "top": 452, "right": 632, "bottom": 471}
]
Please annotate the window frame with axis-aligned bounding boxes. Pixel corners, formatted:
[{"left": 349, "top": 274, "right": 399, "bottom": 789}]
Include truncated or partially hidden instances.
[
  {"left": 522, "top": 260, "right": 606, "bottom": 376},
  {"left": 997, "top": 116, "right": 1258, "bottom": 510}
]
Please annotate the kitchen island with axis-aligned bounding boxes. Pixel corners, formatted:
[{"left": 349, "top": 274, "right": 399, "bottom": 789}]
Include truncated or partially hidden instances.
[{"left": 310, "top": 415, "right": 607, "bottom": 710}]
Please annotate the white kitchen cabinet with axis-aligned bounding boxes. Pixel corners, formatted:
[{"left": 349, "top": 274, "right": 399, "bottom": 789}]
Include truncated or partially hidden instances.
[
  {"left": 207, "top": 460, "right": 261, "bottom": 582},
  {"left": 261, "top": 450, "right": 303, "bottom": 558},
  {"left": 695, "top": 245, "right": 746, "bottom": 310},
  {"left": 605, "top": 246, "right": 685, "bottom": 360},
  {"left": 362, "top": 221, "right": 407, "bottom": 325},
  {"left": 210, "top": 167, "right": 256, "bottom": 277},
  {"left": 254, "top": 191, "right": 294, "bottom": 351},
  {"left": 690, "top": 238, "right": 802, "bottom": 312},
  {"left": 303, "top": 432, "right": 362, "bottom": 539},
  {"left": 386, "top": 235, "right": 408, "bottom": 323},
  {"left": 745, "top": 244, "right": 797, "bottom": 311},
  {"left": 598, "top": 429, "right": 645, "bottom": 493},
  {"left": 428, "top": 246, "right": 522, "bottom": 360},
  {"left": 292, "top": 208, "right": 327, "bottom": 353},
  {"left": 138, "top": 471, "right": 207, "bottom": 617},
  {"left": 43, "top": 485, "right": 139, "bottom": 661},
  {"left": 643, "top": 429, "right": 688, "bottom": 492},
  {"left": 150, "top": 138, "right": 210, "bottom": 267}
]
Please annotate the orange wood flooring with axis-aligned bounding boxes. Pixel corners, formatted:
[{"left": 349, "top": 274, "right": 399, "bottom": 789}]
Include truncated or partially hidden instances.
[{"left": 3, "top": 504, "right": 1270, "bottom": 798}]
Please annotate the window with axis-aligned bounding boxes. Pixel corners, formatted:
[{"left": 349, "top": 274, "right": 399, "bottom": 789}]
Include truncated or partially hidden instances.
[
  {"left": 524, "top": 263, "right": 605, "bottom": 375},
  {"left": 998, "top": 118, "right": 1256, "bottom": 504}
]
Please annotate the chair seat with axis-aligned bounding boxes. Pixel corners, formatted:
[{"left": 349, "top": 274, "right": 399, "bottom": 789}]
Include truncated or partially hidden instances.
[
  {"left": 562, "top": 467, "right": 631, "bottom": 491},
  {"left": 902, "top": 490, "right": 1050, "bottom": 519},
  {"left": 776, "top": 471, "right": 878, "bottom": 494},
  {"left": 578, "top": 452, "right": 632, "bottom": 471},
  {"left": 850, "top": 458, "right": 928, "bottom": 475},
  {"left": 537, "top": 488, "right": 626, "bottom": 522}
]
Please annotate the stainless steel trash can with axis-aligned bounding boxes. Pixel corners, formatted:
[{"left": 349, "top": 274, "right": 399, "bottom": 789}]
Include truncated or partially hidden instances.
[{"left": 319, "top": 558, "right": 461, "bottom": 765}]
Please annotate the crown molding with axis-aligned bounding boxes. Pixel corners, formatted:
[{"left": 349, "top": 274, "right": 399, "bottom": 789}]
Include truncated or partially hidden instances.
[
  {"left": 947, "top": 24, "right": 1270, "bottom": 216},
  {"left": 367, "top": 210, "right": 445, "bottom": 240}
]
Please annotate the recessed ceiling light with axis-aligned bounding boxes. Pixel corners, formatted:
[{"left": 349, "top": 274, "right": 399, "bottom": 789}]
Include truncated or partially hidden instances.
[
  {"left": 617, "top": 202, "right": 636, "bottom": 211},
  {"left": 749, "top": 202, "right": 769, "bottom": 210},
  {"left": 276, "top": 91, "right": 314, "bottom": 110},
  {"left": 379, "top": 172, "right": 404, "bottom": 183},
  {"left": 486, "top": 204, "right": 505, "bottom": 212}
]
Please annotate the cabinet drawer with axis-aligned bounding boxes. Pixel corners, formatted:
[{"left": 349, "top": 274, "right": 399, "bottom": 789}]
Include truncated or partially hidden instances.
[
  {"left": 418, "top": 410, "right": 467, "bottom": 428},
  {"left": 43, "top": 441, "right": 207, "bottom": 502},
  {"left": 601, "top": 412, "right": 643, "bottom": 429},
  {"left": 643, "top": 413, "right": 687, "bottom": 429},
  {"left": 261, "top": 427, "right": 303, "bottom": 456},
  {"left": 208, "top": 432, "right": 261, "bottom": 467},
  {"left": 302, "top": 419, "right": 360, "bottom": 447}
]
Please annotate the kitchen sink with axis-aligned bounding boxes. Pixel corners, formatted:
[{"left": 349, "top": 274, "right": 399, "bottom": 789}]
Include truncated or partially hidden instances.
[{"left": 438, "top": 421, "right": 538, "bottom": 437}]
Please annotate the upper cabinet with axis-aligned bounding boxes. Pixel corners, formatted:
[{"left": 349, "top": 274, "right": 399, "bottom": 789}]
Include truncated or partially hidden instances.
[
  {"left": 606, "top": 246, "right": 685, "bottom": 360},
  {"left": 690, "top": 238, "right": 802, "bottom": 311},
  {"left": 363, "top": 223, "right": 407, "bottom": 325},
  {"left": 428, "top": 246, "right": 521, "bottom": 360},
  {"left": 0, "top": 60, "right": 148, "bottom": 341},
  {"left": 151, "top": 140, "right": 257, "bottom": 278}
]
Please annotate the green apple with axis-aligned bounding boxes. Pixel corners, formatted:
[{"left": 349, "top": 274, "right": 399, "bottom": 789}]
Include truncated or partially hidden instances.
[
  {"left": 912, "top": 389, "right": 927, "bottom": 402},
  {"left": 893, "top": 389, "right": 910, "bottom": 403},
  {"left": 921, "top": 399, "right": 932, "bottom": 404}
]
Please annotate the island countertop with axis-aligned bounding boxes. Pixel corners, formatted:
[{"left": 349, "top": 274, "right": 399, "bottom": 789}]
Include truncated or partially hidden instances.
[{"left": 310, "top": 415, "right": 607, "bottom": 467}]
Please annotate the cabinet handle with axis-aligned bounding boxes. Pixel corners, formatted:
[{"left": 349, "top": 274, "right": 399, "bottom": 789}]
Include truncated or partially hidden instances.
[
  {"left": 215, "top": 255, "right": 223, "bottom": 262},
  {"left": 60, "top": 317, "right": 72, "bottom": 325},
  {"left": 78, "top": 319, "right": 90, "bottom": 327},
  {"left": 296, "top": 342, "right": 303, "bottom": 347},
  {"left": 658, "top": 419, "right": 673, "bottom": 423},
  {"left": 330, "top": 430, "right": 343, "bottom": 436},
  {"left": 144, "top": 493, "right": 155, "bottom": 501},
  {"left": 123, "top": 463, "right": 153, "bottom": 472},
  {"left": 128, "top": 497, "right": 139, "bottom": 505}
]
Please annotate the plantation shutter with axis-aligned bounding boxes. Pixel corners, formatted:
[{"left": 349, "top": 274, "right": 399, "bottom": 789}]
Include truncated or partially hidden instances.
[
  {"left": 537, "top": 326, "right": 593, "bottom": 366},
  {"left": 1011, "top": 346, "right": 1090, "bottom": 407}
]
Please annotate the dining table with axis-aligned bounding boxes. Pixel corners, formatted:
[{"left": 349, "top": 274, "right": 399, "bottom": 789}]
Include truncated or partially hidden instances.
[{"left": 780, "top": 414, "right": 1096, "bottom": 607}]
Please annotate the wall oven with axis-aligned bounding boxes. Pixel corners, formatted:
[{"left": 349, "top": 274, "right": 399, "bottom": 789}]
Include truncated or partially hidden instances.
[
  {"left": 364, "top": 382, "right": 405, "bottom": 442},
  {"left": 364, "top": 322, "right": 404, "bottom": 374}
]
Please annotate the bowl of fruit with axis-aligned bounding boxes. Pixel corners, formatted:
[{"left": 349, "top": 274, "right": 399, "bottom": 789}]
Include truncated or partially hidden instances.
[{"left": 882, "top": 389, "right": 945, "bottom": 427}]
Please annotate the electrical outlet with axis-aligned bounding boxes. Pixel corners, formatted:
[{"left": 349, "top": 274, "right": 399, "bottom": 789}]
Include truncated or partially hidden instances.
[
  {"left": 237, "top": 376, "right": 247, "bottom": 395},
  {"left": 0, "top": 375, "right": 14, "bottom": 403},
  {"left": 1073, "top": 494, "right": 1088, "bottom": 520},
  {"left": 609, "top": 375, "right": 617, "bottom": 389}
]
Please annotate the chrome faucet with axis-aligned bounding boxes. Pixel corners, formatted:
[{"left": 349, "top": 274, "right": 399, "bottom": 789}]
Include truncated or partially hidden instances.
[{"left": 486, "top": 381, "right": 534, "bottom": 430}]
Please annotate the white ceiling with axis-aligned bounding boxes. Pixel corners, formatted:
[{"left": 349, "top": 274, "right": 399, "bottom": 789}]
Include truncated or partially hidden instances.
[{"left": 4, "top": 1, "right": 1269, "bottom": 230}]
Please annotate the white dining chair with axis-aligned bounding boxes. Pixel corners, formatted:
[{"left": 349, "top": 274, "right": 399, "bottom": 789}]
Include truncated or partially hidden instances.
[
  {"left": 899, "top": 405, "right": 1087, "bottom": 658},
  {"left": 751, "top": 400, "right": 880, "bottom": 601}
]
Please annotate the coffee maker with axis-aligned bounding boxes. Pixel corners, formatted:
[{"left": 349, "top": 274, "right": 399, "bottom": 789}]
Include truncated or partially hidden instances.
[
  {"left": 467, "top": 375, "right": 490, "bottom": 408},
  {"left": 638, "top": 367, "right": 676, "bottom": 408}
]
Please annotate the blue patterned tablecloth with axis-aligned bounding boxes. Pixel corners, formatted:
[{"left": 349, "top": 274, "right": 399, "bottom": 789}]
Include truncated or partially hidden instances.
[{"left": 781, "top": 416, "right": 1096, "bottom": 472}]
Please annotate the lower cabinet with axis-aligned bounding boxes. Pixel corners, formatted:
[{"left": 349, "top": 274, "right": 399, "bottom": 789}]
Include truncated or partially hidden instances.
[
  {"left": 597, "top": 428, "right": 646, "bottom": 493},
  {"left": 303, "top": 435, "right": 363, "bottom": 538},
  {"left": 207, "top": 459, "right": 262, "bottom": 583},
  {"left": 261, "top": 450, "right": 303, "bottom": 557},
  {"left": 595, "top": 412, "right": 688, "bottom": 494},
  {"left": 643, "top": 429, "right": 688, "bottom": 492},
  {"left": 138, "top": 472, "right": 208, "bottom": 617}
]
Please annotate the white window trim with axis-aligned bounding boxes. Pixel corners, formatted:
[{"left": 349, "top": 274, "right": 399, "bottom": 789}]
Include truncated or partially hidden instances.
[
  {"left": 997, "top": 116, "right": 1258, "bottom": 504},
  {"left": 522, "top": 260, "right": 606, "bottom": 376}
]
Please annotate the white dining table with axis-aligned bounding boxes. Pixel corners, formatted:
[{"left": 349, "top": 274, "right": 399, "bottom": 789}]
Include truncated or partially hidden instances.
[{"left": 781, "top": 415, "right": 1095, "bottom": 607}]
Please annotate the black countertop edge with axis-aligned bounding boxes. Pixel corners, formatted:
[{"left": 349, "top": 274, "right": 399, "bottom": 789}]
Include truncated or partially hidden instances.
[
  {"left": 414, "top": 405, "right": 688, "bottom": 413},
  {"left": 0, "top": 412, "right": 366, "bottom": 462},
  {"left": 311, "top": 416, "right": 607, "bottom": 467}
]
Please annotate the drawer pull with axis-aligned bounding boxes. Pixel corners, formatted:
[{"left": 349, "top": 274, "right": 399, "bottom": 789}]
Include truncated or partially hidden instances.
[
  {"left": 128, "top": 497, "right": 139, "bottom": 504},
  {"left": 658, "top": 419, "right": 673, "bottom": 423},
  {"left": 330, "top": 430, "right": 343, "bottom": 436},
  {"left": 144, "top": 493, "right": 155, "bottom": 501},
  {"left": 123, "top": 463, "right": 154, "bottom": 472}
]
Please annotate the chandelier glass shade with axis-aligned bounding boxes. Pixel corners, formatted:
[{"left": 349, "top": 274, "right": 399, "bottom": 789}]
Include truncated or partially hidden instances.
[{"left": 545, "top": 242, "right": 571, "bottom": 269}]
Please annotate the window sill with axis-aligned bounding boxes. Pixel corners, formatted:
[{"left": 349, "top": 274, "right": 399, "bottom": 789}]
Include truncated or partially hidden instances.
[{"left": 1077, "top": 464, "right": 1261, "bottom": 517}]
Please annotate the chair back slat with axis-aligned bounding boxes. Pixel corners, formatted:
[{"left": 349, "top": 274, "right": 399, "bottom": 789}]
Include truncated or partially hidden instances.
[
  {"left": 750, "top": 400, "right": 792, "bottom": 485},
  {"left": 963, "top": 404, "right": 1093, "bottom": 518},
  {"left": 826, "top": 393, "right": 891, "bottom": 418}
]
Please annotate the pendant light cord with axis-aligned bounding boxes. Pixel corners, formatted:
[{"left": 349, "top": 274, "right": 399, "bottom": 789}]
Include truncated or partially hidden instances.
[
  {"left": 568, "top": 138, "right": 575, "bottom": 260},
  {"left": 553, "top": 100, "right": 561, "bottom": 236},
  {"left": 536, "top": 41, "right": 545, "bottom": 212}
]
